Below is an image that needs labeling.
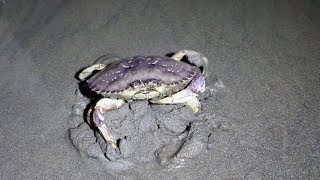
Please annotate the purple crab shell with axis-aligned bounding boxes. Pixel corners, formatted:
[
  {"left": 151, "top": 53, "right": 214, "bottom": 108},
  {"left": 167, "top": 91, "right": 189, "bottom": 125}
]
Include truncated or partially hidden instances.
[{"left": 87, "top": 55, "right": 199, "bottom": 96}]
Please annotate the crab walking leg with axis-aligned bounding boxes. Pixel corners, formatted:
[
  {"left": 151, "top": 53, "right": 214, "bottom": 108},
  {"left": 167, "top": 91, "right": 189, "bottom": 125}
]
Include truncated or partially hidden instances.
[
  {"left": 78, "top": 63, "right": 106, "bottom": 80},
  {"left": 171, "top": 50, "right": 209, "bottom": 76},
  {"left": 150, "top": 89, "right": 201, "bottom": 113},
  {"left": 93, "top": 98, "right": 125, "bottom": 148},
  {"left": 171, "top": 51, "right": 186, "bottom": 61}
]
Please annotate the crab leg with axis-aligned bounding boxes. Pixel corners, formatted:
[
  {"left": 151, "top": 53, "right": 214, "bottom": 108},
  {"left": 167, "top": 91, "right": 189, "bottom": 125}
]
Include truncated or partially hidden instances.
[
  {"left": 171, "top": 50, "right": 208, "bottom": 76},
  {"left": 150, "top": 74, "right": 205, "bottom": 113},
  {"left": 171, "top": 51, "right": 186, "bottom": 61},
  {"left": 92, "top": 98, "right": 125, "bottom": 148},
  {"left": 150, "top": 89, "right": 201, "bottom": 113},
  {"left": 79, "top": 63, "right": 106, "bottom": 80}
]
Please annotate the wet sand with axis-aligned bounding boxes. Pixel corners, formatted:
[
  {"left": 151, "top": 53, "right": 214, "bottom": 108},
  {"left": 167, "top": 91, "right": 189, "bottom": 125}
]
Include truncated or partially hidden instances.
[{"left": 1, "top": 0, "right": 319, "bottom": 179}]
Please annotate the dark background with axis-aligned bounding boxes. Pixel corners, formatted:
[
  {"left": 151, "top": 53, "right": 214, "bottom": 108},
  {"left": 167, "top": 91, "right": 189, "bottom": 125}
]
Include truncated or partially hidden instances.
[{"left": 0, "top": 0, "right": 319, "bottom": 179}]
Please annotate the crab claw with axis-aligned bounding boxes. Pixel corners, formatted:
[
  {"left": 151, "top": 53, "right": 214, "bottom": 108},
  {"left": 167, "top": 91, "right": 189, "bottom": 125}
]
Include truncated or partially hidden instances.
[
  {"left": 151, "top": 89, "right": 201, "bottom": 114},
  {"left": 188, "top": 75, "right": 205, "bottom": 94},
  {"left": 186, "top": 98, "right": 201, "bottom": 113},
  {"left": 92, "top": 98, "right": 125, "bottom": 148},
  {"left": 93, "top": 109, "right": 117, "bottom": 148}
]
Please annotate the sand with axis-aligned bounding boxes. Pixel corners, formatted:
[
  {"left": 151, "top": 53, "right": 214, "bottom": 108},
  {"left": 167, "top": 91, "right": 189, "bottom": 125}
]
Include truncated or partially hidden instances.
[{"left": 0, "top": 0, "right": 319, "bottom": 179}]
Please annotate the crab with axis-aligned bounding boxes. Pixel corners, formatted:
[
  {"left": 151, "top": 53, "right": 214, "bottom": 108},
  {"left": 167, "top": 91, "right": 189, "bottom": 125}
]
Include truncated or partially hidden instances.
[{"left": 78, "top": 50, "right": 208, "bottom": 148}]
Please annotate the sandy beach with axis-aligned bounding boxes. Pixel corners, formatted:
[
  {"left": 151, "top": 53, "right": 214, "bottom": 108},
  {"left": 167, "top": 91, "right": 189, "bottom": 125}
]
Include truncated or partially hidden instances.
[{"left": 0, "top": 0, "right": 319, "bottom": 179}]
